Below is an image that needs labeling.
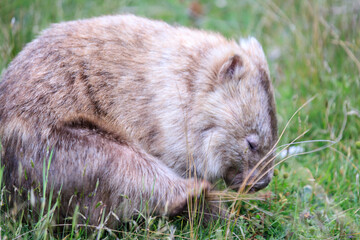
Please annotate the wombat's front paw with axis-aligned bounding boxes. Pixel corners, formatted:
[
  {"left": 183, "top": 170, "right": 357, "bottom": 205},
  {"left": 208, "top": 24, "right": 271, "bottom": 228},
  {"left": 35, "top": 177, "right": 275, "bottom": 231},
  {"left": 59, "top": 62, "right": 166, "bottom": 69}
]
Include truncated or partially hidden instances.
[{"left": 166, "top": 179, "right": 211, "bottom": 216}]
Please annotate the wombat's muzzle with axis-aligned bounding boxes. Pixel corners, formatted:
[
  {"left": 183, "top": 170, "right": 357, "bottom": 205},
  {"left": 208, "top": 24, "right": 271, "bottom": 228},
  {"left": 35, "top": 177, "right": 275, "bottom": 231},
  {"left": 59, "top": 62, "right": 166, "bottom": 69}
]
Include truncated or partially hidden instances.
[
  {"left": 227, "top": 169, "right": 272, "bottom": 193},
  {"left": 247, "top": 176, "right": 271, "bottom": 192}
]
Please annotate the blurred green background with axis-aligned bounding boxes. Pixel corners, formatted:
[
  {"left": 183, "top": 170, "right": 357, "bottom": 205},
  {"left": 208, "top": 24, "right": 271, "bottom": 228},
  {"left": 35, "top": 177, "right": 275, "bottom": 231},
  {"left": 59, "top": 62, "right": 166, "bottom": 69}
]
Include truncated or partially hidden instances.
[{"left": 1, "top": 0, "right": 359, "bottom": 239}]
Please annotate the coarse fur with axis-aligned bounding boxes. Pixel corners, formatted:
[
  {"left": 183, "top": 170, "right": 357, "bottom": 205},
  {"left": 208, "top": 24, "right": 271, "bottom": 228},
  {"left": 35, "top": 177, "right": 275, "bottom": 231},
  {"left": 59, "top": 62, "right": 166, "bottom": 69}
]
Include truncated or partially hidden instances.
[{"left": 0, "top": 15, "right": 277, "bottom": 225}]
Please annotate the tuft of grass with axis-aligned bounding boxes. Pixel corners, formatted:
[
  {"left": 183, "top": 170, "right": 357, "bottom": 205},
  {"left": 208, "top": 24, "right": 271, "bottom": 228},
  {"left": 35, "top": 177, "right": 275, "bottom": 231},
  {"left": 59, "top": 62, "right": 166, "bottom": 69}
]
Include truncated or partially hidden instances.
[{"left": 1, "top": 0, "right": 360, "bottom": 239}]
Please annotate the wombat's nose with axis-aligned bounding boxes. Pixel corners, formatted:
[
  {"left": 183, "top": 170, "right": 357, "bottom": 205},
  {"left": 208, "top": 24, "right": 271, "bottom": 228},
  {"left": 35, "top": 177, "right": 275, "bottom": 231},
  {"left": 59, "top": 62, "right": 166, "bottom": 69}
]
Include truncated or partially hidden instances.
[
  {"left": 246, "top": 169, "right": 271, "bottom": 192},
  {"left": 248, "top": 178, "right": 271, "bottom": 192}
]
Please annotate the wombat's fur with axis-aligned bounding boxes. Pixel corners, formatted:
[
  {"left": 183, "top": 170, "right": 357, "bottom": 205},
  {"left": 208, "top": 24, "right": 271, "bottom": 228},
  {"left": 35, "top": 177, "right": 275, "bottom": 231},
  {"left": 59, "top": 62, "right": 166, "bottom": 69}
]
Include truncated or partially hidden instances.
[{"left": 0, "top": 15, "right": 277, "bottom": 224}]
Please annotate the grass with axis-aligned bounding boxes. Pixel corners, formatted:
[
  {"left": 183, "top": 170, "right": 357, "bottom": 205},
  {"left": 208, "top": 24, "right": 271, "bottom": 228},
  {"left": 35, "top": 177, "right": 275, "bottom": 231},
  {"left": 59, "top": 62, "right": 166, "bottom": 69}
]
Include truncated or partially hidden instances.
[{"left": 1, "top": 0, "right": 360, "bottom": 239}]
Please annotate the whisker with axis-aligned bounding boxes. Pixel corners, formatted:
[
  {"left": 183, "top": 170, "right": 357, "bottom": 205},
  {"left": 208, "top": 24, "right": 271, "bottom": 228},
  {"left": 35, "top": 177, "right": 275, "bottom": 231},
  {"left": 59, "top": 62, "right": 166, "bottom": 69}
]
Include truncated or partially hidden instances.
[
  {"left": 239, "top": 129, "right": 309, "bottom": 193},
  {"left": 244, "top": 129, "right": 313, "bottom": 188},
  {"left": 246, "top": 139, "right": 337, "bottom": 194},
  {"left": 237, "top": 96, "right": 317, "bottom": 192},
  {"left": 245, "top": 100, "right": 350, "bottom": 192},
  {"left": 274, "top": 139, "right": 337, "bottom": 151}
]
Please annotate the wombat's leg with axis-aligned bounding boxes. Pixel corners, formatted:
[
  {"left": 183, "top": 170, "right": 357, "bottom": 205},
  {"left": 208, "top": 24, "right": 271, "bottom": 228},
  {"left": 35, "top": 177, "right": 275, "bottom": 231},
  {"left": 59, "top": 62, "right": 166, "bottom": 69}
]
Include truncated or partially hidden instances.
[{"left": 3, "top": 126, "right": 210, "bottom": 225}]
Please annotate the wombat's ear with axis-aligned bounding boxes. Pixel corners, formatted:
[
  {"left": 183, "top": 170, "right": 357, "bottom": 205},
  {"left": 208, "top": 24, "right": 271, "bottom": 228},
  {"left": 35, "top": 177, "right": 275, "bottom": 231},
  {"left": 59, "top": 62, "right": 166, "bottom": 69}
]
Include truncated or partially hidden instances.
[{"left": 218, "top": 54, "right": 243, "bottom": 81}]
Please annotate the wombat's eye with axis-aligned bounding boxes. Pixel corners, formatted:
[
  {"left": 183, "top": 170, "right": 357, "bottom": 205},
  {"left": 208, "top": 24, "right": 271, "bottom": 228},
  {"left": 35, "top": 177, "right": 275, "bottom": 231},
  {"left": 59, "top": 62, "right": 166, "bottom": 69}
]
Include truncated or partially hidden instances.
[
  {"left": 200, "top": 124, "right": 216, "bottom": 134},
  {"left": 246, "top": 135, "right": 259, "bottom": 151}
]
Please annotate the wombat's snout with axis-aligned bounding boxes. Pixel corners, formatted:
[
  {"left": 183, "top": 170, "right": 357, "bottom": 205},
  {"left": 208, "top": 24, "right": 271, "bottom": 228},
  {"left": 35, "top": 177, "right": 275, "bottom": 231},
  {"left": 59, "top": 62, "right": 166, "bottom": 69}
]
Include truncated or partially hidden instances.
[
  {"left": 247, "top": 172, "right": 272, "bottom": 192},
  {"left": 227, "top": 169, "right": 272, "bottom": 193},
  {"left": 249, "top": 161, "right": 275, "bottom": 191}
]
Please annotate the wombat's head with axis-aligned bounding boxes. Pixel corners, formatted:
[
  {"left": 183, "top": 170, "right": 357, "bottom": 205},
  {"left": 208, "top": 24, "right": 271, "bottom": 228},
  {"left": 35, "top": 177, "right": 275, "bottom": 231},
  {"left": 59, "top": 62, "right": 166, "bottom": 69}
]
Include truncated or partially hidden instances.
[{"left": 195, "top": 37, "right": 277, "bottom": 192}]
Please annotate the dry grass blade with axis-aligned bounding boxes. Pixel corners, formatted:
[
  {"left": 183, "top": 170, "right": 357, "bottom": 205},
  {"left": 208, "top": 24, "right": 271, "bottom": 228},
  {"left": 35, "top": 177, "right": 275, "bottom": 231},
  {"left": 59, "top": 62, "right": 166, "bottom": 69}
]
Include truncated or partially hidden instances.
[{"left": 206, "top": 191, "right": 265, "bottom": 202}]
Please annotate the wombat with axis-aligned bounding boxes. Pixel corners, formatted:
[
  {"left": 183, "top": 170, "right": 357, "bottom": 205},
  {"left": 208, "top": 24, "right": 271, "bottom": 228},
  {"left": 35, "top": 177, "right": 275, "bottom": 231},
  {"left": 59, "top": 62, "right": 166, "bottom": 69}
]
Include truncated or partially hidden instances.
[{"left": 0, "top": 15, "right": 277, "bottom": 224}]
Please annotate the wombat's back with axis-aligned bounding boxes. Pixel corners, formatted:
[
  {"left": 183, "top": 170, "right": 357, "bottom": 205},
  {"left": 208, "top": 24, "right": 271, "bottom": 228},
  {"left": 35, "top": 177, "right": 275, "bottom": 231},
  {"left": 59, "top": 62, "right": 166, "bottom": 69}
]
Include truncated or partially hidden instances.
[
  {"left": 0, "top": 15, "right": 232, "bottom": 141},
  {"left": 0, "top": 15, "right": 241, "bottom": 173}
]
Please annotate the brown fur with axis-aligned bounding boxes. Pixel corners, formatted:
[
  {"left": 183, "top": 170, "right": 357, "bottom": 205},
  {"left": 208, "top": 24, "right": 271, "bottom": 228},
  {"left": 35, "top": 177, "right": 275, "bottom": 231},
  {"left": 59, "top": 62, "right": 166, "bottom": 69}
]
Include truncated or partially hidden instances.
[{"left": 0, "top": 15, "right": 277, "bottom": 225}]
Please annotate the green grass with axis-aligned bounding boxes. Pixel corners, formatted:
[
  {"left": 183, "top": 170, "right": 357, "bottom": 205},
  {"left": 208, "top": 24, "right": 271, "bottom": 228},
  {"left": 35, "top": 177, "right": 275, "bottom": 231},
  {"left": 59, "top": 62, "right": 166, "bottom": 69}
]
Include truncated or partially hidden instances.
[{"left": 1, "top": 0, "right": 360, "bottom": 239}]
